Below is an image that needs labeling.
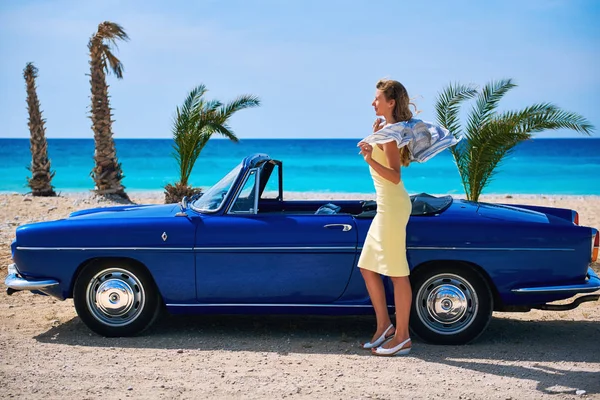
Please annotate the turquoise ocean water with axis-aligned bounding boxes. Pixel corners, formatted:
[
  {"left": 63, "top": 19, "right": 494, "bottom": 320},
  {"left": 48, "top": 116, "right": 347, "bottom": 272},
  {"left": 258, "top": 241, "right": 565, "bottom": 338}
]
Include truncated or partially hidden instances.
[{"left": 0, "top": 138, "right": 599, "bottom": 195}]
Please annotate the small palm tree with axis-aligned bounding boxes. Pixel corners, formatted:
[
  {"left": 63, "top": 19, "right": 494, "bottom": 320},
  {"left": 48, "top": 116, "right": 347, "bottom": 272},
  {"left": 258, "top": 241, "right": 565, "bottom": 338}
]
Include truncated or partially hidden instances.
[
  {"left": 23, "top": 62, "right": 56, "bottom": 196},
  {"left": 88, "top": 21, "right": 129, "bottom": 200},
  {"left": 164, "top": 85, "right": 260, "bottom": 203},
  {"left": 435, "top": 79, "right": 594, "bottom": 201}
]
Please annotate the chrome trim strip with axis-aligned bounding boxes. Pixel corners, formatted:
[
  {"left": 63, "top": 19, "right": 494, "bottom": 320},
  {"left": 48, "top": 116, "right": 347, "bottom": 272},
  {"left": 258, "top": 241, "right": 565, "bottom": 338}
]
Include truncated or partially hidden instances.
[
  {"left": 5, "top": 263, "right": 59, "bottom": 291},
  {"left": 16, "top": 247, "right": 193, "bottom": 251},
  {"left": 193, "top": 246, "right": 356, "bottom": 251},
  {"left": 166, "top": 303, "right": 389, "bottom": 308},
  {"left": 406, "top": 246, "right": 574, "bottom": 252},
  {"left": 357, "top": 246, "right": 574, "bottom": 252},
  {"left": 16, "top": 245, "right": 573, "bottom": 252},
  {"left": 512, "top": 268, "right": 600, "bottom": 293}
]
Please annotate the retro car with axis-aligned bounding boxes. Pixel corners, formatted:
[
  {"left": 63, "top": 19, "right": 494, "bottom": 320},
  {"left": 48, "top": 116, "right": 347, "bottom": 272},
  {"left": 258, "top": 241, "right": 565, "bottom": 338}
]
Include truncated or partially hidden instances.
[{"left": 5, "top": 153, "right": 600, "bottom": 344}]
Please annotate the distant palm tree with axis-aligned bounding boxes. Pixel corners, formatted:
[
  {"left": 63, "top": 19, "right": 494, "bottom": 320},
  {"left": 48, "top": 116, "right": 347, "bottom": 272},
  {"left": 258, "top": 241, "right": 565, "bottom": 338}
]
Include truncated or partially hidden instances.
[
  {"left": 23, "top": 62, "right": 56, "bottom": 196},
  {"left": 164, "top": 85, "right": 261, "bottom": 203},
  {"left": 88, "top": 21, "right": 129, "bottom": 200},
  {"left": 435, "top": 79, "right": 594, "bottom": 202}
]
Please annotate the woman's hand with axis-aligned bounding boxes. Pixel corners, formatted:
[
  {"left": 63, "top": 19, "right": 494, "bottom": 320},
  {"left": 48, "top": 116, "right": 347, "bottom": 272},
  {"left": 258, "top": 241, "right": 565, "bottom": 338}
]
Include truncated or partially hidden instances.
[
  {"left": 358, "top": 141, "right": 373, "bottom": 162},
  {"left": 373, "top": 118, "right": 385, "bottom": 133}
]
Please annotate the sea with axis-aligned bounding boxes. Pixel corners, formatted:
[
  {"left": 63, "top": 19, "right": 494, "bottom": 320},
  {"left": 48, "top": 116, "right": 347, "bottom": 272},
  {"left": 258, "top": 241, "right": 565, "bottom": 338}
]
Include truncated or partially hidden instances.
[{"left": 0, "top": 138, "right": 599, "bottom": 195}]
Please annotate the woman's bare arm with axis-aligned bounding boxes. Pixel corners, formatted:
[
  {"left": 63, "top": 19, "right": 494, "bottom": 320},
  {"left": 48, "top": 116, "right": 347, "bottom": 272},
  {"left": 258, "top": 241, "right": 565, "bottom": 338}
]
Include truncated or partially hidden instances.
[{"left": 366, "top": 142, "right": 402, "bottom": 185}]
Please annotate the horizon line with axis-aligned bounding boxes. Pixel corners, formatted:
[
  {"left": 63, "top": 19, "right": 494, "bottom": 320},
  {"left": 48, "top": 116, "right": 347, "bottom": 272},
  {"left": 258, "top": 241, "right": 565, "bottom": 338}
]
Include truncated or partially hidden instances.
[{"left": 1, "top": 136, "right": 599, "bottom": 140}]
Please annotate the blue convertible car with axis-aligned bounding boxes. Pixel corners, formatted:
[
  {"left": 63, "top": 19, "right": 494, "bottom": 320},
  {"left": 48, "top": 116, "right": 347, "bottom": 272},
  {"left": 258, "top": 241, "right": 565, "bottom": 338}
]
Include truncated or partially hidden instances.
[{"left": 5, "top": 154, "right": 600, "bottom": 344}]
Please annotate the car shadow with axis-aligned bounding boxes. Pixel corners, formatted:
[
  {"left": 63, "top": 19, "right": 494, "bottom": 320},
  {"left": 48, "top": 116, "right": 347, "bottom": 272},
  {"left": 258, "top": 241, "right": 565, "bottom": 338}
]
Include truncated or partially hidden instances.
[
  {"left": 34, "top": 313, "right": 600, "bottom": 394},
  {"left": 36, "top": 312, "right": 598, "bottom": 353},
  {"left": 35, "top": 313, "right": 380, "bottom": 356}
]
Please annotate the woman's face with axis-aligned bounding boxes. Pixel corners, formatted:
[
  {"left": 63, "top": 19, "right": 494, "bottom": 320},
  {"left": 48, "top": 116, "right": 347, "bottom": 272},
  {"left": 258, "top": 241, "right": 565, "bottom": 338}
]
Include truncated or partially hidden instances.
[{"left": 372, "top": 89, "right": 395, "bottom": 117}]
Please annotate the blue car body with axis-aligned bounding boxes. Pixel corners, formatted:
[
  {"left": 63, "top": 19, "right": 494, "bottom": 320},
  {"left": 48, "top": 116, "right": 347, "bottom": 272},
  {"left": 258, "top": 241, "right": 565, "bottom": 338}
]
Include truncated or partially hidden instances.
[{"left": 6, "top": 153, "right": 600, "bottom": 344}]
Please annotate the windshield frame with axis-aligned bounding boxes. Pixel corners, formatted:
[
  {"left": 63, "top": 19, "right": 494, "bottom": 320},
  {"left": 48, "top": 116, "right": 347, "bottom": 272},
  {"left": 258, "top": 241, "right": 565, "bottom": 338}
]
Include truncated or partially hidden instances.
[
  {"left": 190, "top": 162, "right": 243, "bottom": 214},
  {"left": 225, "top": 167, "right": 260, "bottom": 215}
]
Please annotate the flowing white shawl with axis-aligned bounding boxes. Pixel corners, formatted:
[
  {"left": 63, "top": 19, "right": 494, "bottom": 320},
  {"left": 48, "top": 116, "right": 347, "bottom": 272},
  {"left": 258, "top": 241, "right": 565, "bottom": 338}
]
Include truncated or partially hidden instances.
[{"left": 360, "top": 119, "right": 460, "bottom": 163}]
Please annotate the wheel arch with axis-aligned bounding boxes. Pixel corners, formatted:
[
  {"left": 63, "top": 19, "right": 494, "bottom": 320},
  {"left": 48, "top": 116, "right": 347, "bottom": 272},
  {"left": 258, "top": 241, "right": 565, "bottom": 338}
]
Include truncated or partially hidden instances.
[
  {"left": 410, "top": 259, "right": 503, "bottom": 311},
  {"left": 69, "top": 257, "right": 157, "bottom": 299}
]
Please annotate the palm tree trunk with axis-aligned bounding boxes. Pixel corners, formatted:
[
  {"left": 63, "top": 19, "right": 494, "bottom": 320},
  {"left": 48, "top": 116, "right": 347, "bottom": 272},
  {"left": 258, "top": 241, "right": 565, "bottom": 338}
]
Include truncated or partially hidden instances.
[
  {"left": 89, "top": 37, "right": 128, "bottom": 200},
  {"left": 24, "top": 63, "right": 56, "bottom": 197}
]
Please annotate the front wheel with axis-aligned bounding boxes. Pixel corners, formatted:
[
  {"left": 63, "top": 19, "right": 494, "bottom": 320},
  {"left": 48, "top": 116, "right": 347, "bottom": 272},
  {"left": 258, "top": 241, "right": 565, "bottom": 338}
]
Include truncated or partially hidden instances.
[
  {"left": 410, "top": 265, "right": 493, "bottom": 345},
  {"left": 73, "top": 260, "right": 162, "bottom": 337}
]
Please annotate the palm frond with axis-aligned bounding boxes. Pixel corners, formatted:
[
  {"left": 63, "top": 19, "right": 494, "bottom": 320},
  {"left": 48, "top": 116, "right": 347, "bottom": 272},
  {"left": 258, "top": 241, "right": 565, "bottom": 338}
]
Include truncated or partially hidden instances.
[
  {"left": 170, "top": 85, "right": 261, "bottom": 186},
  {"left": 101, "top": 44, "right": 125, "bottom": 78},
  {"left": 217, "top": 95, "right": 261, "bottom": 120},
  {"left": 501, "top": 103, "right": 594, "bottom": 135},
  {"left": 462, "top": 117, "right": 528, "bottom": 200},
  {"left": 434, "top": 82, "right": 478, "bottom": 140},
  {"left": 96, "top": 21, "right": 129, "bottom": 43},
  {"left": 434, "top": 78, "right": 594, "bottom": 201},
  {"left": 24, "top": 62, "right": 38, "bottom": 79},
  {"left": 434, "top": 82, "right": 477, "bottom": 195},
  {"left": 89, "top": 22, "right": 129, "bottom": 78},
  {"left": 182, "top": 85, "right": 208, "bottom": 120},
  {"left": 206, "top": 123, "right": 239, "bottom": 142},
  {"left": 465, "top": 79, "right": 516, "bottom": 138}
]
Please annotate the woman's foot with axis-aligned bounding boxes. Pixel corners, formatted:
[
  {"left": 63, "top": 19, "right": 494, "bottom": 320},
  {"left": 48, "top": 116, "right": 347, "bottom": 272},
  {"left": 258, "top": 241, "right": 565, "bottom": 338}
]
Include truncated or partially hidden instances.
[
  {"left": 361, "top": 324, "right": 395, "bottom": 349},
  {"left": 371, "top": 337, "right": 412, "bottom": 356}
]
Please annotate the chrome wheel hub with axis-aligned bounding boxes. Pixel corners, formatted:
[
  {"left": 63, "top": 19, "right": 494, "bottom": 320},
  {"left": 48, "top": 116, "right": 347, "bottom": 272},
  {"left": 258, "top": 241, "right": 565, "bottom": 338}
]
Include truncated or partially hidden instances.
[
  {"left": 96, "top": 280, "right": 134, "bottom": 316},
  {"left": 86, "top": 268, "right": 145, "bottom": 327},
  {"left": 416, "top": 273, "right": 478, "bottom": 335}
]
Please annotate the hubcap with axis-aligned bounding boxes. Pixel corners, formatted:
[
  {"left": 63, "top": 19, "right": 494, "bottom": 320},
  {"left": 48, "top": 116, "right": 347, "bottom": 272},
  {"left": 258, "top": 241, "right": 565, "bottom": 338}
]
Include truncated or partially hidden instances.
[
  {"left": 86, "top": 268, "right": 145, "bottom": 327},
  {"left": 416, "top": 273, "right": 478, "bottom": 335}
]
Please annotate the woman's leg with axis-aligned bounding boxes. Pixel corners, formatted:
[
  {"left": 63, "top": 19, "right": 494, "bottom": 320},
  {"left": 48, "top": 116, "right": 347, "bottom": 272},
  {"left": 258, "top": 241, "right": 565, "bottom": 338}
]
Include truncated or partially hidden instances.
[
  {"left": 380, "top": 275, "right": 412, "bottom": 349},
  {"left": 360, "top": 267, "right": 394, "bottom": 342}
]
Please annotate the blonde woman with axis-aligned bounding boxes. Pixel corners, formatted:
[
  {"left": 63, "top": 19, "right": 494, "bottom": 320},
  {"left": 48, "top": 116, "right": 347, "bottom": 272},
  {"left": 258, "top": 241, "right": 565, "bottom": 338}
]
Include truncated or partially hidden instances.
[{"left": 357, "top": 79, "right": 413, "bottom": 356}]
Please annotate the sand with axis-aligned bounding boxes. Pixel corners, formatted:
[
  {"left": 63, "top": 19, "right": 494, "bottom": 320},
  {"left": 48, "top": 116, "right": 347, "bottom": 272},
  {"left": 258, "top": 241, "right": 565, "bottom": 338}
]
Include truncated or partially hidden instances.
[{"left": 1, "top": 192, "right": 599, "bottom": 399}]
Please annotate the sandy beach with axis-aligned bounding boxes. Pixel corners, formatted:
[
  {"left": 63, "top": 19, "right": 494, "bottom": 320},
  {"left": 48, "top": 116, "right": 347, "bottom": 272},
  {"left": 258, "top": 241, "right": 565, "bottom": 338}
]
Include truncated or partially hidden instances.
[{"left": 1, "top": 192, "right": 599, "bottom": 399}]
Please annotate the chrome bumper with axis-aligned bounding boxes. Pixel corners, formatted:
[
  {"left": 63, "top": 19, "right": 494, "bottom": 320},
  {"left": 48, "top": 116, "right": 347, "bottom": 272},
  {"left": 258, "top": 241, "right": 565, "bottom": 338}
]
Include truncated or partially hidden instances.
[
  {"left": 5, "top": 263, "right": 59, "bottom": 295},
  {"left": 512, "top": 267, "right": 600, "bottom": 294}
]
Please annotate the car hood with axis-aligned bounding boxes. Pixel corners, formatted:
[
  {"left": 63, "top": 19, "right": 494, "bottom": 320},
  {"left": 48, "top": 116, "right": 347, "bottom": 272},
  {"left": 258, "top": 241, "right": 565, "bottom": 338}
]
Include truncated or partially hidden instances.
[
  {"left": 68, "top": 204, "right": 180, "bottom": 220},
  {"left": 14, "top": 203, "right": 194, "bottom": 249}
]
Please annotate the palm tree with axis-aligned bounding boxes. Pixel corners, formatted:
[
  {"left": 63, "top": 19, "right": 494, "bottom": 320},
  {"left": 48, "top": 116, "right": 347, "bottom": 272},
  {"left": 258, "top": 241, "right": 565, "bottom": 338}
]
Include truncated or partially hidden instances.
[
  {"left": 164, "top": 85, "right": 261, "bottom": 203},
  {"left": 435, "top": 79, "right": 594, "bottom": 201},
  {"left": 88, "top": 21, "right": 129, "bottom": 200},
  {"left": 23, "top": 62, "right": 56, "bottom": 196}
]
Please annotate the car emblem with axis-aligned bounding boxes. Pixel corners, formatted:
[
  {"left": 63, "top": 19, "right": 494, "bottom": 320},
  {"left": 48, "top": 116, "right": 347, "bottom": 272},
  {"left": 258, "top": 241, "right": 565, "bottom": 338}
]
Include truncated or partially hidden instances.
[{"left": 161, "top": 232, "right": 168, "bottom": 242}]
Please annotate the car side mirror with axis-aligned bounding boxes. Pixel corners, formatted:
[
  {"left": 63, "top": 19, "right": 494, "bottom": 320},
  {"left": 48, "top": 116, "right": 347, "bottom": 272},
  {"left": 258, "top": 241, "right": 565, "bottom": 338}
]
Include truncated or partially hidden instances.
[{"left": 176, "top": 196, "right": 189, "bottom": 217}]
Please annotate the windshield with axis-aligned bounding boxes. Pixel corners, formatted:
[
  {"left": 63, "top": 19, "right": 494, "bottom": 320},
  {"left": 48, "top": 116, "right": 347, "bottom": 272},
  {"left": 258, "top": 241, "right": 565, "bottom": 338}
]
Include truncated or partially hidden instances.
[{"left": 191, "top": 162, "right": 242, "bottom": 212}]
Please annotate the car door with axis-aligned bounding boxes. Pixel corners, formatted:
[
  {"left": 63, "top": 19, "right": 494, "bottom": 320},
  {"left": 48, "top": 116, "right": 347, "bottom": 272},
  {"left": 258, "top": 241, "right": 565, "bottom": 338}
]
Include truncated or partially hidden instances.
[{"left": 194, "top": 169, "right": 358, "bottom": 304}]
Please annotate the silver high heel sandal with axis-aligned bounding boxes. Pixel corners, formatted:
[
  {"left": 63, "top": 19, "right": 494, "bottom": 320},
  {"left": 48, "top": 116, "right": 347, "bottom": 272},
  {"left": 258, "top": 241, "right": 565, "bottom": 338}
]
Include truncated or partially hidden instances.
[
  {"left": 371, "top": 337, "right": 412, "bottom": 356},
  {"left": 361, "top": 324, "right": 395, "bottom": 349}
]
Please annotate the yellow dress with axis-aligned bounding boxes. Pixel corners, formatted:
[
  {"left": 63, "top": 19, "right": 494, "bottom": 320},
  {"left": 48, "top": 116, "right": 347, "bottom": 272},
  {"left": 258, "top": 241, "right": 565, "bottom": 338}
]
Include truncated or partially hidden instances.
[{"left": 357, "top": 144, "right": 412, "bottom": 277}]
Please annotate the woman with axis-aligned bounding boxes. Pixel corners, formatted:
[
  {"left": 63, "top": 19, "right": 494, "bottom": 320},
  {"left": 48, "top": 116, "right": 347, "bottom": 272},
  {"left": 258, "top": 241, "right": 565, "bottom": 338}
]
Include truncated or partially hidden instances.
[{"left": 357, "top": 79, "right": 413, "bottom": 356}]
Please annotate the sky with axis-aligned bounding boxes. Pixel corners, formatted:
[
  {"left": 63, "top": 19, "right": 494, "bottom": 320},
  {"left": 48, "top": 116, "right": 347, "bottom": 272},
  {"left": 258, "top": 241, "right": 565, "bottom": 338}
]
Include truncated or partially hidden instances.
[{"left": 1, "top": 0, "right": 599, "bottom": 139}]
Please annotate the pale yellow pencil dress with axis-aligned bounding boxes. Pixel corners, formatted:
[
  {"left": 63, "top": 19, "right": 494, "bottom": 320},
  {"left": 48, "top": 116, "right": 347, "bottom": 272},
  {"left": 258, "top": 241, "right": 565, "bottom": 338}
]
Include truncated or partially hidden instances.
[{"left": 357, "top": 144, "right": 412, "bottom": 277}]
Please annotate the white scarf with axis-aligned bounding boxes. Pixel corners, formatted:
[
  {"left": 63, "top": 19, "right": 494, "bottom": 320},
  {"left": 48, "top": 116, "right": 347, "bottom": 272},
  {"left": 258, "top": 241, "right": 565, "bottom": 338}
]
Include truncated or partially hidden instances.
[{"left": 360, "top": 119, "right": 460, "bottom": 163}]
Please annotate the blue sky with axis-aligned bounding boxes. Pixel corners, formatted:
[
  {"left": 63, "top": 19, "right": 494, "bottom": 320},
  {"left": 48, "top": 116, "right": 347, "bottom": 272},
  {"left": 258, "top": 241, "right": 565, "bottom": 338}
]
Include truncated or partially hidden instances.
[{"left": 1, "top": 0, "right": 599, "bottom": 139}]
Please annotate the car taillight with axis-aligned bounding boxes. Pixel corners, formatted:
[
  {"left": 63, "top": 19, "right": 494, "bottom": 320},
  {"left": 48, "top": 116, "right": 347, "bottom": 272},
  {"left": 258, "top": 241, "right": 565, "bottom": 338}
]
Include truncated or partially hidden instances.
[
  {"left": 593, "top": 230, "right": 599, "bottom": 262},
  {"left": 573, "top": 211, "right": 579, "bottom": 225}
]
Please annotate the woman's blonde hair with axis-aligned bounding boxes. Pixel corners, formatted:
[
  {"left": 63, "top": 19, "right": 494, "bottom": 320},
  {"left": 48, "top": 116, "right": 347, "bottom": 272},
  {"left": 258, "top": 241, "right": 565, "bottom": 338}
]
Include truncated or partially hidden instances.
[{"left": 376, "top": 79, "right": 414, "bottom": 167}]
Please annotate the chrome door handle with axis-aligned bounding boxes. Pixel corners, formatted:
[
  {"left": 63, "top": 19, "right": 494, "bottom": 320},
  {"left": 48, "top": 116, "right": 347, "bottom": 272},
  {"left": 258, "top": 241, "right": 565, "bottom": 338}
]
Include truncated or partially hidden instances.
[{"left": 324, "top": 224, "right": 353, "bottom": 232}]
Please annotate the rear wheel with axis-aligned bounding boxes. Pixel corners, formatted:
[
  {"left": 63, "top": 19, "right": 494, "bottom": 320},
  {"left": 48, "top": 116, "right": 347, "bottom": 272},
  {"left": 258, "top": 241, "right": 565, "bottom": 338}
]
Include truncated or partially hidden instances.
[
  {"left": 410, "top": 265, "right": 493, "bottom": 345},
  {"left": 73, "top": 260, "right": 162, "bottom": 337}
]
